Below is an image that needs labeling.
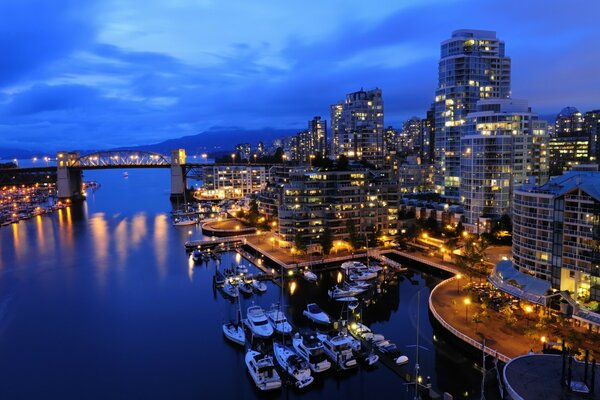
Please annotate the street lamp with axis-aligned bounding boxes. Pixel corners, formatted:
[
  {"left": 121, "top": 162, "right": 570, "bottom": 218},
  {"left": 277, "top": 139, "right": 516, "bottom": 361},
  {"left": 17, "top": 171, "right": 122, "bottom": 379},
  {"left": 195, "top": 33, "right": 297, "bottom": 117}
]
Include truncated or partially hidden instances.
[
  {"left": 270, "top": 237, "right": 275, "bottom": 250},
  {"left": 464, "top": 298, "right": 471, "bottom": 323},
  {"left": 456, "top": 273, "right": 462, "bottom": 293},
  {"left": 231, "top": 153, "right": 236, "bottom": 164},
  {"left": 525, "top": 305, "right": 533, "bottom": 328}
]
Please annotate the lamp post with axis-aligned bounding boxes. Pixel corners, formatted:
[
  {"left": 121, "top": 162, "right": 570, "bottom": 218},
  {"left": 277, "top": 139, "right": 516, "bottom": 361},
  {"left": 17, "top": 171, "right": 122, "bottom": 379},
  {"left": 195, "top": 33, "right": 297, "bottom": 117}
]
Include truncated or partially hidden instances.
[
  {"left": 456, "top": 273, "right": 462, "bottom": 293},
  {"left": 464, "top": 298, "right": 471, "bottom": 324},
  {"left": 270, "top": 237, "right": 275, "bottom": 251},
  {"left": 525, "top": 305, "right": 533, "bottom": 328},
  {"left": 231, "top": 153, "right": 236, "bottom": 164}
]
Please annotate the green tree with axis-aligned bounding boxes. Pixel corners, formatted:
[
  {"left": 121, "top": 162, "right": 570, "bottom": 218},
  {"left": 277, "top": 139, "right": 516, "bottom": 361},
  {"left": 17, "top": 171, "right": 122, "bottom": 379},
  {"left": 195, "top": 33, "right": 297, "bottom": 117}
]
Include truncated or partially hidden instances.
[
  {"left": 248, "top": 197, "right": 259, "bottom": 226},
  {"left": 319, "top": 226, "right": 333, "bottom": 255},
  {"left": 346, "top": 219, "right": 360, "bottom": 249},
  {"left": 455, "top": 237, "right": 490, "bottom": 280},
  {"left": 294, "top": 232, "right": 307, "bottom": 254}
]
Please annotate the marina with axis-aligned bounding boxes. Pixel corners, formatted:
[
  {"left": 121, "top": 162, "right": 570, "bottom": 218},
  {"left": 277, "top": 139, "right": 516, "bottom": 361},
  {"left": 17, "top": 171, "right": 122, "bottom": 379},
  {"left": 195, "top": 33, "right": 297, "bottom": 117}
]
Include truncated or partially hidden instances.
[{"left": 0, "top": 169, "right": 503, "bottom": 399}]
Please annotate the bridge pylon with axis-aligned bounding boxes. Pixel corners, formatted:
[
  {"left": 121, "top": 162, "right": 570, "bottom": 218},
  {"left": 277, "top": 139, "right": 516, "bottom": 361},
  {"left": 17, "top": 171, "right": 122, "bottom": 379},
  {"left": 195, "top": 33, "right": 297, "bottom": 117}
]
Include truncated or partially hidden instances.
[
  {"left": 170, "top": 149, "right": 187, "bottom": 201},
  {"left": 57, "top": 151, "right": 83, "bottom": 201}
]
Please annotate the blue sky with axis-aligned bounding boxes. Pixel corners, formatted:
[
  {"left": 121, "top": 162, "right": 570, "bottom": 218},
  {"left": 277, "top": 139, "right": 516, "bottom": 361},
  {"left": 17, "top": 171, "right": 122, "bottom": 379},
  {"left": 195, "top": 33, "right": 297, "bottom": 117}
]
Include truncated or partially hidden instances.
[{"left": 0, "top": 0, "right": 599, "bottom": 150}]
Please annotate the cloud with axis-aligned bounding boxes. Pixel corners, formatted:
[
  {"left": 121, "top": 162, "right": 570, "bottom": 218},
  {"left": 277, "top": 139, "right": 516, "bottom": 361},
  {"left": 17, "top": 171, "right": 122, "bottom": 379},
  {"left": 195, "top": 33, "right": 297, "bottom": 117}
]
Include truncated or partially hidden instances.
[{"left": 0, "top": 0, "right": 599, "bottom": 151}]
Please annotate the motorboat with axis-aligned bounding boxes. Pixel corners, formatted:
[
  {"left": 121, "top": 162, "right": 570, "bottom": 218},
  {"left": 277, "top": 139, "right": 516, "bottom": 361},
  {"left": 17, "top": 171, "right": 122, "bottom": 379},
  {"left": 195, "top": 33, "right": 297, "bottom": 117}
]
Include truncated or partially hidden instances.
[
  {"left": 222, "top": 279, "right": 238, "bottom": 298},
  {"left": 172, "top": 216, "right": 198, "bottom": 226},
  {"left": 348, "top": 322, "right": 374, "bottom": 341},
  {"left": 266, "top": 305, "right": 293, "bottom": 335},
  {"left": 316, "top": 333, "right": 358, "bottom": 370},
  {"left": 292, "top": 333, "right": 331, "bottom": 373},
  {"left": 192, "top": 249, "right": 203, "bottom": 262},
  {"left": 273, "top": 342, "right": 314, "bottom": 389},
  {"left": 235, "top": 264, "right": 249, "bottom": 274},
  {"left": 245, "top": 350, "right": 282, "bottom": 391},
  {"left": 335, "top": 296, "right": 359, "bottom": 303},
  {"left": 348, "top": 269, "right": 378, "bottom": 281},
  {"left": 251, "top": 279, "right": 267, "bottom": 293},
  {"left": 328, "top": 284, "right": 365, "bottom": 299},
  {"left": 340, "top": 261, "right": 368, "bottom": 272},
  {"left": 244, "top": 305, "right": 273, "bottom": 338},
  {"left": 373, "top": 339, "right": 408, "bottom": 364},
  {"left": 302, "top": 303, "right": 331, "bottom": 325},
  {"left": 214, "top": 270, "right": 226, "bottom": 286},
  {"left": 350, "top": 339, "right": 379, "bottom": 366},
  {"left": 302, "top": 268, "right": 317, "bottom": 282},
  {"left": 239, "top": 281, "right": 254, "bottom": 295}
]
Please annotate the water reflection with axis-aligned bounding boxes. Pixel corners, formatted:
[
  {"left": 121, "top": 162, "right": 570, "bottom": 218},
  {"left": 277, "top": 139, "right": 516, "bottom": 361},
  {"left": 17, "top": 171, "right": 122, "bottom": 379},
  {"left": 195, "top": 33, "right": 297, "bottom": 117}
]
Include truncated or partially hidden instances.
[
  {"left": 114, "top": 218, "right": 128, "bottom": 266},
  {"left": 153, "top": 214, "right": 168, "bottom": 280},
  {"left": 89, "top": 213, "right": 109, "bottom": 288},
  {"left": 131, "top": 213, "right": 147, "bottom": 249}
]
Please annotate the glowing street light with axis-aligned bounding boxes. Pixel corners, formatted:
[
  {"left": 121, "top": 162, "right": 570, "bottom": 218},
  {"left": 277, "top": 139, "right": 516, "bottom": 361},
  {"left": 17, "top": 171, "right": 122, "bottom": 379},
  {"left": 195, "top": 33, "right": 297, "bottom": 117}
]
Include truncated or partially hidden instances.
[
  {"left": 456, "top": 273, "right": 462, "bottom": 292},
  {"left": 464, "top": 298, "right": 471, "bottom": 323},
  {"left": 525, "top": 305, "right": 533, "bottom": 328}
]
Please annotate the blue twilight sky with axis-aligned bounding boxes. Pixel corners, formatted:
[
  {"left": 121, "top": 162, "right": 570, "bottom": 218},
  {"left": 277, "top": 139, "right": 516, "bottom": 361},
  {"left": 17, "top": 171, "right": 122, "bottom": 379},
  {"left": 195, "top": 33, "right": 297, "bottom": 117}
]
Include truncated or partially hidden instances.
[{"left": 0, "top": 0, "right": 599, "bottom": 150}]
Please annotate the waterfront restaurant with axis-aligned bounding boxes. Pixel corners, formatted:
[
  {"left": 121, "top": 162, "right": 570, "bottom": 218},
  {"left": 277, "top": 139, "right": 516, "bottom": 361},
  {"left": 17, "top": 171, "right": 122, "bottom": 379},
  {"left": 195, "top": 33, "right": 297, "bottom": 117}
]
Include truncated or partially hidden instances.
[{"left": 488, "top": 260, "right": 552, "bottom": 306}]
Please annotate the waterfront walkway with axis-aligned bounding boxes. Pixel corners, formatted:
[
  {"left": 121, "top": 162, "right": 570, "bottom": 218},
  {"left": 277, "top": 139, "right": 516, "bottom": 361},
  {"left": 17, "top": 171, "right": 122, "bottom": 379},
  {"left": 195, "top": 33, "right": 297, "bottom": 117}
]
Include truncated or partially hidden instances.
[{"left": 430, "top": 277, "right": 600, "bottom": 363}]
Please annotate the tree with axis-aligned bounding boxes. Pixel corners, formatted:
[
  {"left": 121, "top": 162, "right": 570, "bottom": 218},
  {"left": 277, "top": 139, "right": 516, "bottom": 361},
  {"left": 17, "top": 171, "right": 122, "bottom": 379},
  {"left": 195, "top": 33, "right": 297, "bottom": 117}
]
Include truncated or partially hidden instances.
[
  {"left": 455, "top": 237, "right": 490, "bottom": 280},
  {"left": 335, "top": 155, "right": 349, "bottom": 171},
  {"left": 367, "top": 225, "right": 381, "bottom": 247},
  {"left": 294, "top": 232, "right": 307, "bottom": 254},
  {"left": 346, "top": 219, "right": 360, "bottom": 249},
  {"left": 248, "top": 197, "right": 259, "bottom": 226},
  {"left": 319, "top": 226, "right": 333, "bottom": 255}
]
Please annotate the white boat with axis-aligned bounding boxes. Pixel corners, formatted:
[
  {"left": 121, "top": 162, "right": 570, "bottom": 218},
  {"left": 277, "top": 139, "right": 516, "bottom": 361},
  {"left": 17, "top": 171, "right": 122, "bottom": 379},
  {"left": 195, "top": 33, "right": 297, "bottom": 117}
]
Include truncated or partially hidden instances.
[
  {"left": 340, "top": 261, "right": 368, "bottom": 272},
  {"left": 222, "top": 288, "right": 245, "bottom": 346},
  {"left": 328, "top": 284, "right": 365, "bottom": 299},
  {"left": 348, "top": 269, "right": 378, "bottom": 281},
  {"left": 244, "top": 305, "right": 273, "bottom": 338},
  {"left": 235, "top": 264, "right": 249, "bottom": 274},
  {"left": 302, "top": 303, "right": 331, "bottom": 325},
  {"left": 335, "top": 296, "right": 359, "bottom": 303},
  {"left": 349, "top": 337, "right": 379, "bottom": 366},
  {"left": 123, "top": 172, "right": 129, "bottom": 178},
  {"left": 251, "top": 279, "right": 267, "bottom": 293},
  {"left": 273, "top": 342, "right": 314, "bottom": 389},
  {"left": 222, "top": 279, "right": 238, "bottom": 298},
  {"left": 316, "top": 333, "right": 358, "bottom": 370},
  {"left": 173, "top": 216, "right": 197, "bottom": 226},
  {"left": 292, "top": 333, "right": 331, "bottom": 373},
  {"left": 239, "top": 281, "right": 254, "bottom": 295},
  {"left": 348, "top": 322, "right": 374, "bottom": 341},
  {"left": 302, "top": 268, "right": 317, "bottom": 282},
  {"left": 245, "top": 350, "right": 282, "bottom": 391},
  {"left": 266, "top": 305, "right": 293, "bottom": 335}
]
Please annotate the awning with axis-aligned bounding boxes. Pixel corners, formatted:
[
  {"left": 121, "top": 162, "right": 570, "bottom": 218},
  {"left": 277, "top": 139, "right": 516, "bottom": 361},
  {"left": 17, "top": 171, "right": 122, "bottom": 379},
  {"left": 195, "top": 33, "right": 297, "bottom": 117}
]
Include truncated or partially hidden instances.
[{"left": 488, "top": 260, "right": 551, "bottom": 306}]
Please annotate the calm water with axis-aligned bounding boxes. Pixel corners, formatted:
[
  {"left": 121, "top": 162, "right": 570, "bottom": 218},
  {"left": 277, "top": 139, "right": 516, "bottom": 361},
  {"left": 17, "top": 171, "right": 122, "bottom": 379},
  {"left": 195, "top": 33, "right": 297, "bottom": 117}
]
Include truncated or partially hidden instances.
[{"left": 0, "top": 169, "right": 493, "bottom": 399}]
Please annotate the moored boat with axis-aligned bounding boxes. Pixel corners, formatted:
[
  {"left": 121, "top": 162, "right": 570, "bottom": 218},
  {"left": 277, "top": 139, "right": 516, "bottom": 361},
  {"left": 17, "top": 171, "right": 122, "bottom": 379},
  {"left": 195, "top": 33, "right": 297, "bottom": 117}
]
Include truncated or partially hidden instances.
[
  {"left": 316, "top": 332, "right": 358, "bottom": 370},
  {"left": 245, "top": 350, "right": 282, "bottom": 391},
  {"left": 266, "top": 305, "right": 293, "bottom": 335},
  {"left": 302, "top": 303, "right": 331, "bottom": 325},
  {"left": 273, "top": 342, "right": 314, "bottom": 389},
  {"left": 292, "top": 333, "right": 331, "bottom": 373},
  {"left": 244, "top": 305, "right": 273, "bottom": 338}
]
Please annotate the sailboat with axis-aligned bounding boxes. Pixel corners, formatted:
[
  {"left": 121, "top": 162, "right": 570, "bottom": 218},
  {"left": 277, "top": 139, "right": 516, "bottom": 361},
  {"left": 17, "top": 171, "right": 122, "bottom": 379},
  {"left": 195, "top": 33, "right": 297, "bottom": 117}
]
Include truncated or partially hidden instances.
[{"left": 222, "top": 286, "right": 245, "bottom": 346}]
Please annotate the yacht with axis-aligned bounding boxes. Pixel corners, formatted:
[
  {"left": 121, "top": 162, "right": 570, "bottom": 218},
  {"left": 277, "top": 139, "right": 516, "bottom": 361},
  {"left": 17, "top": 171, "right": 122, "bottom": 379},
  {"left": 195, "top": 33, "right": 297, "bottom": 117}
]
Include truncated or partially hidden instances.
[
  {"left": 349, "top": 338, "right": 379, "bottom": 366},
  {"left": 327, "top": 284, "right": 365, "bottom": 299},
  {"left": 222, "top": 279, "right": 238, "bottom": 298},
  {"left": 251, "top": 279, "right": 267, "bottom": 293},
  {"left": 235, "top": 264, "right": 249, "bottom": 274},
  {"left": 273, "top": 342, "right": 314, "bottom": 389},
  {"left": 192, "top": 249, "right": 203, "bottom": 262},
  {"left": 244, "top": 305, "right": 273, "bottom": 338},
  {"left": 348, "top": 269, "right": 377, "bottom": 281},
  {"left": 239, "top": 281, "right": 254, "bottom": 295},
  {"left": 292, "top": 333, "right": 331, "bottom": 373},
  {"left": 302, "top": 268, "right": 317, "bottom": 282},
  {"left": 245, "top": 350, "right": 282, "bottom": 391},
  {"left": 340, "top": 261, "right": 368, "bottom": 272},
  {"left": 172, "top": 216, "right": 198, "bottom": 226},
  {"left": 316, "top": 332, "right": 358, "bottom": 370},
  {"left": 302, "top": 303, "right": 331, "bottom": 325},
  {"left": 266, "top": 305, "right": 293, "bottom": 335}
]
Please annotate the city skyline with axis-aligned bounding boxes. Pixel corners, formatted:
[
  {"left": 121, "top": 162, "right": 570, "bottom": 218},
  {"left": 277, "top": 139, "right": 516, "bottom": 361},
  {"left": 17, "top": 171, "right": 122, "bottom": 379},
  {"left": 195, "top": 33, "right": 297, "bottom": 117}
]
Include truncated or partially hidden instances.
[{"left": 1, "top": 0, "right": 599, "bottom": 151}]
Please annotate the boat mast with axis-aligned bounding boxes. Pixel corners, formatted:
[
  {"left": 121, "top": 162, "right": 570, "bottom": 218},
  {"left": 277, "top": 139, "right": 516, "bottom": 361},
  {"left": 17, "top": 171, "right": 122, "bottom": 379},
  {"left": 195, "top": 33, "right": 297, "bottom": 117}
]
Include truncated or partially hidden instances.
[{"left": 414, "top": 290, "right": 421, "bottom": 400}]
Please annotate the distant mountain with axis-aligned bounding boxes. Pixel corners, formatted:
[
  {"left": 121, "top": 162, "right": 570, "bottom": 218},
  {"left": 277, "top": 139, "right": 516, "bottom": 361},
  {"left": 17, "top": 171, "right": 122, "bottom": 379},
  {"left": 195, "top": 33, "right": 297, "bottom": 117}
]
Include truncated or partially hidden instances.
[
  {"left": 0, "top": 147, "right": 41, "bottom": 160},
  {"left": 124, "top": 127, "right": 299, "bottom": 155}
]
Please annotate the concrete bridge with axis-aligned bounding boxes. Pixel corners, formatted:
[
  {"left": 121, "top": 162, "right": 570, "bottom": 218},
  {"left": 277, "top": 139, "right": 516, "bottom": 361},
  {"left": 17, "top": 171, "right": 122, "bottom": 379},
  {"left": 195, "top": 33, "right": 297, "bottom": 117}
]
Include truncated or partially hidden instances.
[{"left": 0, "top": 149, "right": 275, "bottom": 201}]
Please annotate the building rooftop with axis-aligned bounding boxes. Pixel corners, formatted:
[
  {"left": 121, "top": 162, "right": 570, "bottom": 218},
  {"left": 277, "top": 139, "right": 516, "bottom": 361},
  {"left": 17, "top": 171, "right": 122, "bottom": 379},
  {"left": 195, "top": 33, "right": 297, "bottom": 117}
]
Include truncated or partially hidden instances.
[
  {"left": 518, "top": 171, "right": 600, "bottom": 201},
  {"left": 504, "top": 354, "right": 599, "bottom": 400}
]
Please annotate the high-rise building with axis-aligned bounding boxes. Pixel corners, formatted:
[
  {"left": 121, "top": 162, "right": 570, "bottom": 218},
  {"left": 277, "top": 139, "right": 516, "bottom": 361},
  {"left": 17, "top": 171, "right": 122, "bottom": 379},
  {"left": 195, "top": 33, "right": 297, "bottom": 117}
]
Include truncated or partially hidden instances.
[
  {"left": 256, "top": 141, "right": 266, "bottom": 157},
  {"left": 307, "top": 116, "right": 327, "bottom": 158},
  {"left": 460, "top": 99, "right": 548, "bottom": 228},
  {"left": 434, "top": 29, "right": 511, "bottom": 199},
  {"left": 512, "top": 170, "right": 600, "bottom": 301},
  {"left": 400, "top": 117, "right": 421, "bottom": 153},
  {"left": 584, "top": 109, "right": 600, "bottom": 162},
  {"left": 549, "top": 107, "right": 590, "bottom": 175},
  {"left": 198, "top": 166, "right": 266, "bottom": 199},
  {"left": 383, "top": 126, "right": 398, "bottom": 154},
  {"left": 421, "top": 106, "right": 436, "bottom": 164},
  {"left": 330, "top": 88, "right": 384, "bottom": 166},
  {"left": 234, "top": 143, "right": 252, "bottom": 161}
]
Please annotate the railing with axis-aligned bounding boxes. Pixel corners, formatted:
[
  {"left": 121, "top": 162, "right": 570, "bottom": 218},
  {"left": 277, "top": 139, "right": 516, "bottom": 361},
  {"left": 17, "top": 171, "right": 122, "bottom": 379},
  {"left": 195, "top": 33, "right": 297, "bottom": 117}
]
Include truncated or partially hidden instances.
[{"left": 429, "top": 277, "right": 511, "bottom": 363}]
